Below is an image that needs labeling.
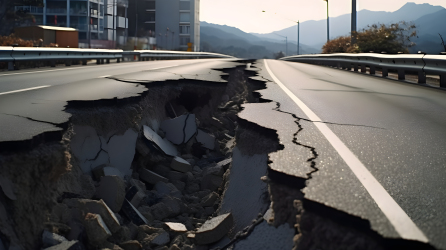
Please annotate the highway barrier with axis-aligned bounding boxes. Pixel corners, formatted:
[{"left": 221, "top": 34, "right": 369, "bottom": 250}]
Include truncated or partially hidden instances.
[
  {"left": 280, "top": 53, "right": 446, "bottom": 88},
  {"left": 0, "top": 46, "right": 233, "bottom": 71}
]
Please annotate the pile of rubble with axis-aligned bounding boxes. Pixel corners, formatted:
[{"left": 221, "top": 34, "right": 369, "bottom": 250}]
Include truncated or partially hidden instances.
[{"left": 43, "top": 110, "right": 240, "bottom": 250}]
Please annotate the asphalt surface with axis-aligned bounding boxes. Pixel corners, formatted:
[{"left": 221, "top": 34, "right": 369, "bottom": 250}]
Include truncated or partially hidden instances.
[
  {"left": 239, "top": 59, "right": 446, "bottom": 249},
  {"left": 0, "top": 59, "right": 241, "bottom": 145}
]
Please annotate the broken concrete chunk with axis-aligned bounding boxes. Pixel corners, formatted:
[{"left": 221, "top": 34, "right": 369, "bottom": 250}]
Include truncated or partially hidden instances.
[
  {"left": 121, "top": 199, "right": 149, "bottom": 226},
  {"left": 95, "top": 175, "right": 126, "bottom": 213},
  {"left": 164, "top": 222, "right": 187, "bottom": 233},
  {"left": 139, "top": 168, "right": 168, "bottom": 184},
  {"left": 119, "top": 240, "right": 142, "bottom": 250},
  {"left": 161, "top": 114, "right": 197, "bottom": 145},
  {"left": 92, "top": 164, "right": 124, "bottom": 181},
  {"left": 170, "top": 157, "right": 192, "bottom": 173},
  {"left": 43, "top": 240, "right": 83, "bottom": 250},
  {"left": 0, "top": 175, "right": 16, "bottom": 200},
  {"left": 77, "top": 199, "right": 121, "bottom": 233},
  {"left": 150, "top": 230, "right": 170, "bottom": 246},
  {"left": 196, "top": 130, "right": 215, "bottom": 150},
  {"left": 126, "top": 186, "right": 146, "bottom": 208},
  {"left": 195, "top": 213, "right": 233, "bottom": 245},
  {"left": 143, "top": 125, "right": 178, "bottom": 157},
  {"left": 84, "top": 213, "right": 112, "bottom": 245},
  {"left": 42, "top": 230, "right": 68, "bottom": 248},
  {"left": 150, "top": 202, "right": 171, "bottom": 221},
  {"left": 201, "top": 192, "right": 219, "bottom": 207},
  {"left": 155, "top": 182, "right": 182, "bottom": 199}
]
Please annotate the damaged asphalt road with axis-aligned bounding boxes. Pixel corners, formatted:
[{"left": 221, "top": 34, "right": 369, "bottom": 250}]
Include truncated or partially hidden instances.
[
  {"left": 241, "top": 60, "right": 446, "bottom": 250},
  {"left": 0, "top": 59, "right": 242, "bottom": 149},
  {"left": 0, "top": 57, "right": 445, "bottom": 250}
]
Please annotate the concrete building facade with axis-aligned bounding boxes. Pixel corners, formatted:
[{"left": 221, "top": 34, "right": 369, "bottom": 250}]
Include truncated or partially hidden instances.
[
  {"left": 128, "top": 0, "right": 200, "bottom": 51},
  {"left": 15, "top": 0, "right": 129, "bottom": 48}
]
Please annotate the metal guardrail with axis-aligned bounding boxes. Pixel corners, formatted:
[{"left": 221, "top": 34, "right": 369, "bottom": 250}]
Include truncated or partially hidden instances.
[
  {"left": 123, "top": 50, "right": 233, "bottom": 60},
  {"left": 280, "top": 53, "right": 446, "bottom": 88},
  {"left": 0, "top": 46, "right": 233, "bottom": 71}
]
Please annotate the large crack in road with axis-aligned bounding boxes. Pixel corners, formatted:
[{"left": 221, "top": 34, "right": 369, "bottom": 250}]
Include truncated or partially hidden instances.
[{"left": 0, "top": 59, "right": 439, "bottom": 250}]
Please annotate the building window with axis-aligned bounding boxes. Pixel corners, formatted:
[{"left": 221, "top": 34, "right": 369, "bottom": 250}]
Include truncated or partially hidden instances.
[
  {"left": 179, "top": 1, "right": 190, "bottom": 10},
  {"left": 179, "top": 25, "right": 190, "bottom": 34},
  {"left": 180, "top": 36, "right": 190, "bottom": 46},
  {"left": 179, "top": 12, "right": 190, "bottom": 22}
]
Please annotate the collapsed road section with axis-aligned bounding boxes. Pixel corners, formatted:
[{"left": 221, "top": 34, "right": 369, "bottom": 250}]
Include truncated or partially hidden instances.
[{"left": 0, "top": 58, "right": 439, "bottom": 250}]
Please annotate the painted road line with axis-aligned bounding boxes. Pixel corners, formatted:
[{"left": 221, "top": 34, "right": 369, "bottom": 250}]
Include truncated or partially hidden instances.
[
  {"left": 264, "top": 59, "right": 428, "bottom": 243},
  {"left": 0, "top": 85, "right": 51, "bottom": 95},
  {"left": 0, "top": 62, "right": 182, "bottom": 77}
]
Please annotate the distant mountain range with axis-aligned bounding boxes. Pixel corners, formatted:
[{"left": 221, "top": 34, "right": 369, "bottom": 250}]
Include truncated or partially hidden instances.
[{"left": 200, "top": 2, "right": 446, "bottom": 58}]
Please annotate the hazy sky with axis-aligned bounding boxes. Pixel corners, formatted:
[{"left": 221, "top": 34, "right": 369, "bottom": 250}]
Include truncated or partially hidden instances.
[{"left": 200, "top": 0, "right": 446, "bottom": 34}]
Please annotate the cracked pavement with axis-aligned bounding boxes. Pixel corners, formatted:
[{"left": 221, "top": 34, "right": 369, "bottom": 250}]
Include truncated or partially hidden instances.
[
  {"left": 0, "top": 59, "right": 242, "bottom": 148},
  {"left": 240, "top": 59, "right": 446, "bottom": 249}
]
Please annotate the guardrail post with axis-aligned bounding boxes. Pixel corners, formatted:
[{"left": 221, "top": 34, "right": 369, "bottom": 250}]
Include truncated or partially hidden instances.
[
  {"left": 361, "top": 65, "right": 366, "bottom": 73},
  {"left": 398, "top": 69, "right": 405, "bottom": 80},
  {"left": 418, "top": 71, "right": 426, "bottom": 84},
  {"left": 65, "top": 60, "right": 72, "bottom": 66},
  {"left": 382, "top": 68, "right": 388, "bottom": 77},
  {"left": 8, "top": 62, "right": 14, "bottom": 71},
  {"left": 82, "top": 60, "right": 87, "bottom": 65},
  {"left": 353, "top": 64, "right": 358, "bottom": 72},
  {"left": 440, "top": 74, "right": 446, "bottom": 88},
  {"left": 50, "top": 60, "right": 56, "bottom": 67},
  {"left": 96, "top": 59, "right": 100, "bottom": 64},
  {"left": 370, "top": 66, "right": 376, "bottom": 75},
  {"left": 106, "top": 59, "right": 110, "bottom": 64},
  {"left": 117, "top": 58, "right": 121, "bottom": 63}
]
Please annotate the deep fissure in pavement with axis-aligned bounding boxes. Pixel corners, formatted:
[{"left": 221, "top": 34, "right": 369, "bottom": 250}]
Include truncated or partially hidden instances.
[{"left": 0, "top": 60, "right": 437, "bottom": 250}]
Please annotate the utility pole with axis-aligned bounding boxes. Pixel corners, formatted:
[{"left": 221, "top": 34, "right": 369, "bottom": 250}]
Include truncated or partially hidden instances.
[
  {"left": 297, "top": 20, "right": 300, "bottom": 55},
  {"left": 324, "top": 0, "right": 329, "bottom": 42},
  {"left": 351, "top": 0, "right": 357, "bottom": 44}
]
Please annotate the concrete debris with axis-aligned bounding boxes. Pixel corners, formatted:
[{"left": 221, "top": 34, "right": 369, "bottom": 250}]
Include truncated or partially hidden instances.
[
  {"left": 195, "top": 213, "right": 234, "bottom": 245},
  {"left": 92, "top": 164, "right": 125, "bottom": 181},
  {"left": 75, "top": 199, "right": 121, "bottom": 233},
  {"left": 150, "top": 230, "right": 170, "bottom": 246},
  {"left": 43, "top": 240, "right": 84, "bottom": 250},
  {"left": 42, "top": 230, "right": 68, "bottom": 248},
  {"left": 137, "top": 206, "right": 154, "bottom": 222},
  {"left": 150, "top": 202, "right": 171, "bottom": 221},
  {"left": 164, "top": 222, "right": 187, "bottom": 233},
  {"left": 196, "top": 130, "right": 215, "bottom": 150},
  {"left": 201, "top": 166, "right": 224, "bottom": 191},
  {"left": 170, "top": 157, "right": 192, "bottom": 173},
  {"left": 122, "top": 199, "right": 149, "bottom": 225},
  {"left": 139, "top": 168, "right": 168, "bottom": 184},
  {"left": 161, "top": 114, "right": 197, "bottom": 145},
  {"left": 155, "top": 182, "right": 182, "bottom": 198},
  {"left": 95, "top": 175, "right": 126, "bottom": 213},
  {"left": 83, "top": 213, "right": 112, "bottom": 246},
  {"left": 119, "top": 240, "right": 142, "bottom": 250},
  {"left": 201, "top": 192, "right": 219, "bottom": 207},
  {"left": 143, "top": 125, "right": 178, "bottom": 157},
  {"left": 0, "top": 175, "right": 16, "bottom": 200},
  {"left": 125, "top": 186, "right": 146, "bottom": 208}
]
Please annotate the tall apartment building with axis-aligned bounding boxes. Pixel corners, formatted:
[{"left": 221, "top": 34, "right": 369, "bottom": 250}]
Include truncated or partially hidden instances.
[
  {"left": 128, "top": 0, "right": 200, "bottom": 51},
  {"left": 14, "top": 0, "right": 129, "bottom": 48}
]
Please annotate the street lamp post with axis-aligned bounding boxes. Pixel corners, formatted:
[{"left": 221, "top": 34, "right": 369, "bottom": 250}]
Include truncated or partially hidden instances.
[
  {"left": 262, "top": 10, "right": 298, "bottom": 55},
  {"left": 297, "top": 20, "right": 300, "bottom": 55},
  {"left": 273, "top": 33, "right": 287, "bottom": 56},
  {"left": 324, "top": 0, "right": 329, "bottom": 42}
]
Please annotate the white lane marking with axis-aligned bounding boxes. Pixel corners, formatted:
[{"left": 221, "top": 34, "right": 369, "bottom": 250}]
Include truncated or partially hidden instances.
[
  {"left": 264, "top": 59, "right": 428, "bottom": 243},
  {"left": 0, "top": 85, "right": 51, "bottom": 95},
  {"left": 0, "top": 62, "right": 182, "bottom": 77},
  {"left": 148, "top": 65, "right": 180, "bottom": 70}
]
